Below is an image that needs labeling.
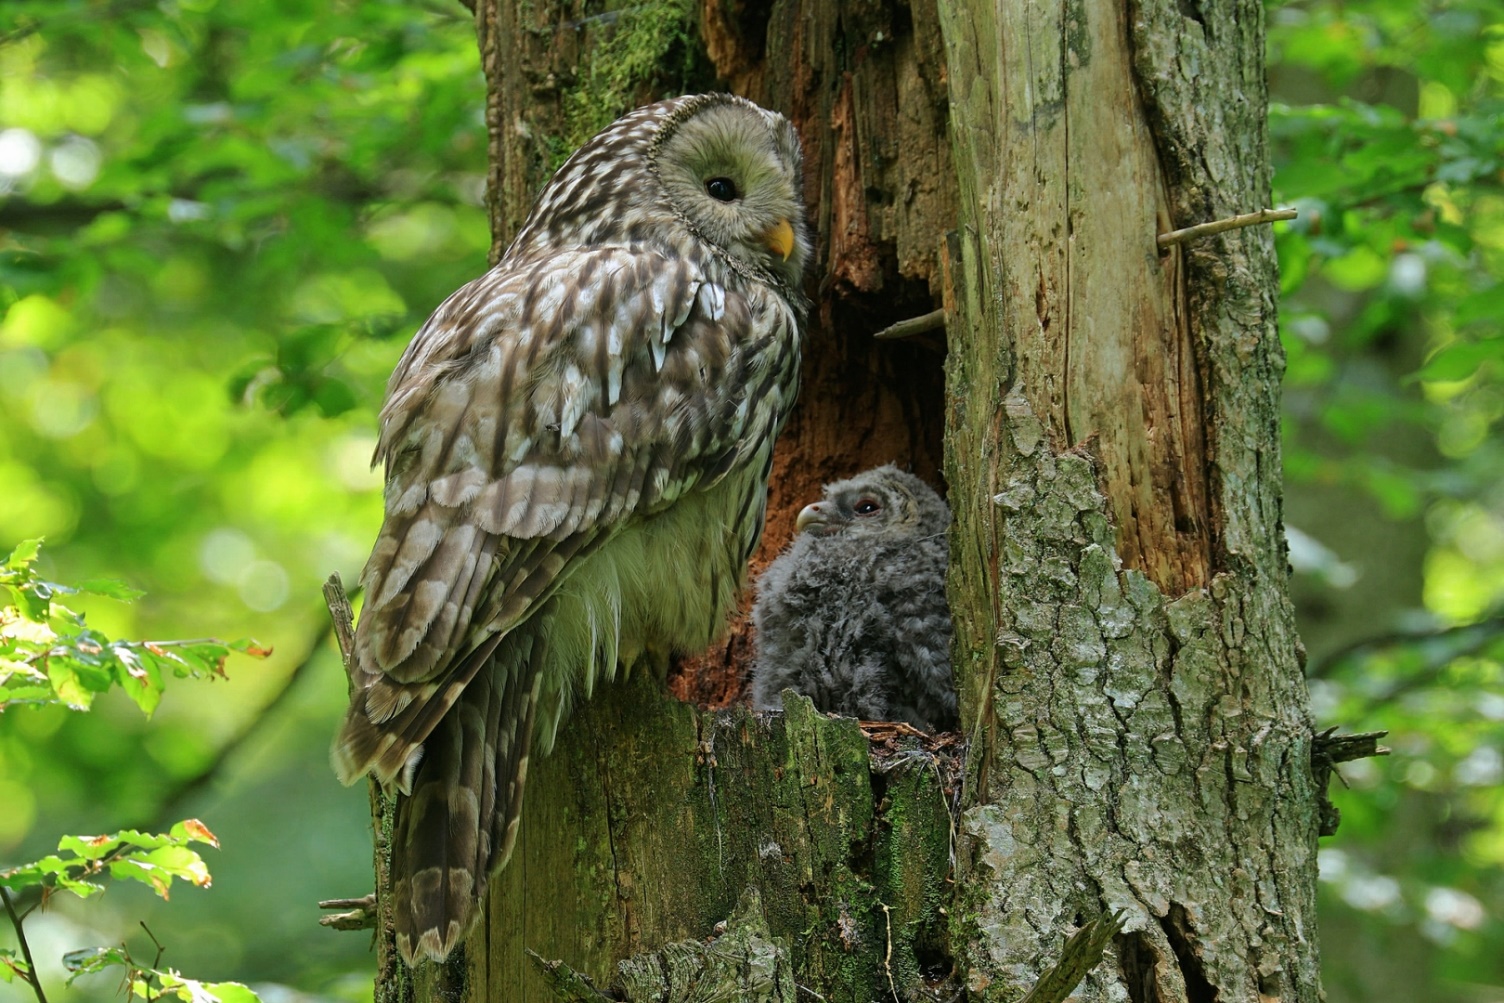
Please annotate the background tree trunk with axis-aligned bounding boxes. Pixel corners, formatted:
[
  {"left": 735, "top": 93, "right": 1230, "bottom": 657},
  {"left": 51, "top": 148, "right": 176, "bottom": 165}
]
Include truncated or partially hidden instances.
[{"left": 375, "top": 1, "right": 1323, "bottom": 1000}]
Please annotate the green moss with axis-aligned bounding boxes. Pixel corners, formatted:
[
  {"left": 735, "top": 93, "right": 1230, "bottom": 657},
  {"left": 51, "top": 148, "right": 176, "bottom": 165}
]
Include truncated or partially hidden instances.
[{"left": 555, "top": 0, "right": 697, "bottom": 169}]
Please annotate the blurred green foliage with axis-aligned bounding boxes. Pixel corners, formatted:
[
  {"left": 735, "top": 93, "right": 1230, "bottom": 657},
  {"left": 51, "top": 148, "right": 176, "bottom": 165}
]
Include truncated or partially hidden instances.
[
  {"left": 2, "top": 539, "right": 267, "bottom": 716},
  {"left": 0, "top": 0, "right": 488, "bottom": 998},
  {"left": 0, "top": 0, "right": 1500, "bottom": 1000},
  {"left": 1269, "top": 0, "right": 1504, "bottom": 998},
  {"left": 0, "top": 539, "right": 271, "bottom": 998}
]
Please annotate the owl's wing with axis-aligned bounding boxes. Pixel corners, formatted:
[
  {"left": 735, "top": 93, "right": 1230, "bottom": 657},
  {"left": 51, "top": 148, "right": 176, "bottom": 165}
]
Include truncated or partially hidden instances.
[{"left": 334, "top": 244, "right": 774, "bottom": 787}]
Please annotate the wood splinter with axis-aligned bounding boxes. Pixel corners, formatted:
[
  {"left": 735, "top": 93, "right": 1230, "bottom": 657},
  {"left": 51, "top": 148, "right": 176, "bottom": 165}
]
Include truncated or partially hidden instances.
[
  {"left": 1157, "top": 207, "right": 1298, "bottom": 248},
  {"left": 873, "top": 307, "right": 946, "bottom": 341},
  {"left": 322, "top": 573, "right": 356, "bottom": 678},
  {"left": 1311, "top": 727, "right": 1390, "bottom": 837},
  {"left": 319, "top": 894, "right": 377, "bottom": 931}
]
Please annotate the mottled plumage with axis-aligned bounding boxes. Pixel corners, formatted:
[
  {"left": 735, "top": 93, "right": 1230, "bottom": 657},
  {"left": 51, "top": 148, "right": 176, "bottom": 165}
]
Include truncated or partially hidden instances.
[
  {"left": 332, "top": 94, "right": 810, "bottom": 964},
  {"left": 751, "top": 466, "right": 955, "bottom": 731}
]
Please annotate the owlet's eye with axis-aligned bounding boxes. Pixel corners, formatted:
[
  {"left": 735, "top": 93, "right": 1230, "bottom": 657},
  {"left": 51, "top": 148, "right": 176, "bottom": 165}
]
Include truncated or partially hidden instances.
[
  {"left": 854, "top": 498, "right": 881, "bottom": 516},
  {"left": 705, "top": 177, "right": 739, "bottom": 202}
]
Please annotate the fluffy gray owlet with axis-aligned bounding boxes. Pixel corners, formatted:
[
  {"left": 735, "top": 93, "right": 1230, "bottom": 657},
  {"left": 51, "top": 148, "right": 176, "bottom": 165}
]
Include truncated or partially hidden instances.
[
  {"left": 331, "top": 94, "right": 811, "bottom": 964},
  {"left": 751, "top": 465, "right": 955, "bottom": 731}
]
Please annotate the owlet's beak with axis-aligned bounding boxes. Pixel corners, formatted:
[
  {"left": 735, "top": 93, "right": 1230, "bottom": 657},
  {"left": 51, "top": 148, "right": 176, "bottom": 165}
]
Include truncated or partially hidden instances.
[
  {"left": 795, "top": 501, "right": 832, "bottom": 534},
  {"left": 763, "top": 219, "right": 796, "bottom": 261}
]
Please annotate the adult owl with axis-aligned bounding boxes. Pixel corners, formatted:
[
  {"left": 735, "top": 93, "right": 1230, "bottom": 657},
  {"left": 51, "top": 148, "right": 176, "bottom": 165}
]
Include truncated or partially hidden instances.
[
  {"left": 332, "top": 93, "right": 811, "bottom": 965},
  {"left": 751, "top": 465, "right": 955, "bottom": 732}
]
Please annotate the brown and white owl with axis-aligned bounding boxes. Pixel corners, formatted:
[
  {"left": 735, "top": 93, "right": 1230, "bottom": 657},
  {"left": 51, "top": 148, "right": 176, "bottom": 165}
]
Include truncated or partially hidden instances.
[
  {"left": 751, "top": 466, "right": 956, "bottom": 732},
  {"left": 331, "top": 94, "right": 811, "bottom": 964}
]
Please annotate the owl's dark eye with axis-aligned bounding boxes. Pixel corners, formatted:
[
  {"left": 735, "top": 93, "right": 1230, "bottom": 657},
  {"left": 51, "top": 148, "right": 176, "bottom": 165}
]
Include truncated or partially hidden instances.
[
  {"left": 705, "top": 177, "right": 740, "bottom": 202},
  {"left": 854, "top": 498, "right": 882, "bottom": 516}
]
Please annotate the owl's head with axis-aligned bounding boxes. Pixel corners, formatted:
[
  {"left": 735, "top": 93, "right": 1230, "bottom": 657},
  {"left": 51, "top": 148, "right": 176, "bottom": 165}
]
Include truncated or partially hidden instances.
[
  {"left": 795, "top": 465, "right": 950, "bottom": 541},
  {"left": 508, "top": 95, "right": 811, "bottom": 293},
  {"left": 651, "top": 94, "right": 812, "bottom": 290}
]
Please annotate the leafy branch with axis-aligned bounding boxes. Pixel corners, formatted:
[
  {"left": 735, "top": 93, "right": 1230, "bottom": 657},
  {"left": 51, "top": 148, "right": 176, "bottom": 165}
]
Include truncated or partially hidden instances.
[
  {"left": 1, "top": 539, "right": 270, "bottom": 716},
  {"left": 62, "top": 944, "right": 258, "bottom": 1003},
  {"left": 0, "top": 820, "right": 229, "bottom": 1001},
  {"left": 0, "top": 541, "right": 268, "bottom": 1002},
  {"left": 64, "top": 928, "right": 259, "bottom": 1003},
  {"left": 0, "top": 819, "right": 220, "bottom": 903}
]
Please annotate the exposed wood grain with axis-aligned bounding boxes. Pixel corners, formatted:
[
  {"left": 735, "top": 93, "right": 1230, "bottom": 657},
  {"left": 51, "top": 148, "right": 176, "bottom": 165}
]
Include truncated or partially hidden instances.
[{"left": 675, "top": 0, "right": 956, "bottom": 704}]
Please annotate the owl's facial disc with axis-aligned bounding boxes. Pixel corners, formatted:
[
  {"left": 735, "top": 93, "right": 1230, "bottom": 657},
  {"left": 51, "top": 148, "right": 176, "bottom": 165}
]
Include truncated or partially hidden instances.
[{"left": 656, "top": 99, "right": 810, "bottom": 287}]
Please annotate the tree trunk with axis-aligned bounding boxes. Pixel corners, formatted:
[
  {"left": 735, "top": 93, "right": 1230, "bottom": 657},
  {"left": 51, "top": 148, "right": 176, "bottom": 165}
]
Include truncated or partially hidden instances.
[
  {"left": 941, "top": 0, "right": 1320, "bottom": 999},
  {"left": 373, "top": 0, "right": 1322, "bottom": 1000}
]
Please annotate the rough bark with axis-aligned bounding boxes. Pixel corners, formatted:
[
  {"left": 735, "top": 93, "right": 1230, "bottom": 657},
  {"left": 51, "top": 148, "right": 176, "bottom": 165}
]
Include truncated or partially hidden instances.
[
  {"left": 371, "top": 0, "right": 1322, "bottom": 1000},
  {"left": 941, "top": 0, "right": 1320, "bottom": 1000}
]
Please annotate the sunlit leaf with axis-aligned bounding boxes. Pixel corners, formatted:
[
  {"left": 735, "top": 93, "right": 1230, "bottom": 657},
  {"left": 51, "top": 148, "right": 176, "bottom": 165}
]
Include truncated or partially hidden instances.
[
  {"left": 74, "top": 578, "right": 146, "bottom": 602},
  {"left": 63, "top": 945, "right": 132, "bottom": 980},
  {"left": 3, "top": 541, "right": 42, "bottom": 570},
  {"left": 173, "top": 818, "right": 220, "bottom": 848},
  {"left": 0, "top": 947, "right": 25, "bottom": 981},
  {"left": 44, "top": 659, "right": 96, "bottom": 711},
  {"left": 1413, "top": 341, "right": 1498, "bottom": 383}
]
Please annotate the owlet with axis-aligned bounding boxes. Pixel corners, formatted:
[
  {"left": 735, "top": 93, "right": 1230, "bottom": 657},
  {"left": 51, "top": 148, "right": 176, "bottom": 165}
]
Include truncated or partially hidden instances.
[{"left": 751, "top": 465, "right": 956, "bottom": 732}]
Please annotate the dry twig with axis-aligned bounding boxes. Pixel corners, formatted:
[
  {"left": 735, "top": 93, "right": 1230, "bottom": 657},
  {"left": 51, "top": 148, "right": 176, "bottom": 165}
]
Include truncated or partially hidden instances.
[{"left": 1157, "top": 207, "right": 1298, "bottom": 247}]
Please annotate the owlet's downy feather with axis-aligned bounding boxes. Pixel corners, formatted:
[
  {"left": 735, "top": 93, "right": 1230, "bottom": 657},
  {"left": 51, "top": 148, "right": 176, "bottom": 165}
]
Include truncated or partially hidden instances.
[
  {"left": 332, "top": 94, "right": 811, "bottom": 965},
  {"left": 751, "top": 466, "right": 956, "bottom": 732}
]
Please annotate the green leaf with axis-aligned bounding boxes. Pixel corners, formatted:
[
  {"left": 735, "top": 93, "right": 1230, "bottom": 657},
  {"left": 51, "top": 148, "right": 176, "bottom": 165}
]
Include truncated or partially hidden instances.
[
  {"left": 0, "top": 657, "right": 47, "bottom": 687},
  {"left": 226, "top": 639, "right": 273, "bottom": 658},
  {"left": 170, "top": 818, "right": 221, "bottom": 848},
  {"left": 156, "top": 974, "right": 263, "bottom": 1003},
  {"left": 115, "top": 644, "right": 164, "bottom": 716},
  {"left": 1413, "top": 341, "right": 1498, "bottom": 384},
  {"left": 3, "top": 540, "right": 41, "bottom": 570},
  {"left": 45, "top": 659, "right": 97, "bottom": 711},
  {"left": 63, "top": 945, "right": 132, "bottom": 981},
  {"left": 74, "top": 578, "right": 146, "bottom": 601},
  {"left": 0, "top": 854, "right": 67, "bottom": 891},
  {"left": 57, "top": 832, "right": 126, "bottom": 860},
  {"left": 108, "top": 844, "right": 213, "bottom": 898}
]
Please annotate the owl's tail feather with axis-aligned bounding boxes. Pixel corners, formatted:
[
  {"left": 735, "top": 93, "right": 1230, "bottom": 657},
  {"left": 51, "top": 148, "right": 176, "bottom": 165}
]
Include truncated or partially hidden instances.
[
  {"left": 391, "top": 618, "right": 546, "bottom": 965},
  {"left": 330, "top": 630, "right": 503, "bottom": 790}
]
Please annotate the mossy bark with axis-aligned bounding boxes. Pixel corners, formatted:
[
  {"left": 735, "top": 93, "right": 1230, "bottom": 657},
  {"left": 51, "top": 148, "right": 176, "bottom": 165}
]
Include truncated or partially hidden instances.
[
  {"left": 374, "top": 0, "right": 1321, "bottom": 1000},
  {"left": 941, "top": 0, "right": 1321, "bottom": 1000}
]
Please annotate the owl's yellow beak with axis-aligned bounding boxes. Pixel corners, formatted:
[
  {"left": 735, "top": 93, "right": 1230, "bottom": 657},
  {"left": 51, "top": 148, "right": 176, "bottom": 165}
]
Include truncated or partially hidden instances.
[{"left": 763, "top": 219, "right": 796, "bottom": 261}]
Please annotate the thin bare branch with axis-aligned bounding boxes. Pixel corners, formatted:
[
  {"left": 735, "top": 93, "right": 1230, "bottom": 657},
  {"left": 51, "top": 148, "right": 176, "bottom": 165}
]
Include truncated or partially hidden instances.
[
  {"left": 1157, "top": 208, "right": 1298, "bottom": 247},
  {"left": 873, "top": 308, "right": 946, "bottom": 341},
  {"left": 323, "top": 573, "right": 357, "bottom": 673},
  {"left": 1, "top": 887, "right": 47, "bottom": 1003},
  {"left": 319, "top": 894, "right": 377, "bottom": 931}
]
